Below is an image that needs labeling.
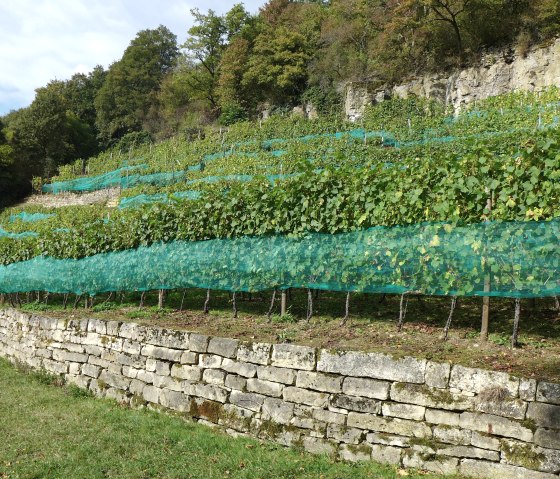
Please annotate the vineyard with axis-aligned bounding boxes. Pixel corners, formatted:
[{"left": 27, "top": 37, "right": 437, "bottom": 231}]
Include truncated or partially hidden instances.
[{"left": 1, "top": 89, "right": 560, "bottom": 345}]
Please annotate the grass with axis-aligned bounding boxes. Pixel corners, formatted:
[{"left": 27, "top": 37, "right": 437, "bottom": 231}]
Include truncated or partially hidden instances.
[
  {"left": 0, "top": 358, "right": 460, "bottom": 479},
  {"left": 11, "top": 288, "right": 560, "bottom": 383}
]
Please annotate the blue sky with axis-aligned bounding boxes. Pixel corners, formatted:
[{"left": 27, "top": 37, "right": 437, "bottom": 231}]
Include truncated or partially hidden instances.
[{"left": 0, "top": 0, "right": 266, "bottom": 116}]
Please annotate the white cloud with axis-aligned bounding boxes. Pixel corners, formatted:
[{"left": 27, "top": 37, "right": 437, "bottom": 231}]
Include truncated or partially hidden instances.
[{"left": 0, "top": 0, "right": 266, "bottom": 115}]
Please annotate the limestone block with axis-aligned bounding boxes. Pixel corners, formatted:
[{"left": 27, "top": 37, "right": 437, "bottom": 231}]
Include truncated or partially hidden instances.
[
  {"left": 140, "top": 345, "right": 182, "bottom": 362},
  {"left": 271, "top": 344, "right": 316, "bottom": 370},
  {"left": 203, "top": 369, "right": 226, "bottom": 386},
  {"left": 246, "top": 378, "right": 283, "bottom": 398},
  {"left": 154, "top": 361, "right": 170, "bottom": 376},
  {"left": 99, "top": 370, "right": 131, "bottom": 391},
  {"left": 145, "top": 327, "right": 188, "bottom": 349},
  {"left": 339, "top": 443, "right": 372, "bottom": 462},
  {"left": 366, "top": 432, "right": 410, "bottom": 447},
  {"left": 370, "top": 445, "right": 403, "bottom": 466},
  {"left": 449, "top": 365, "right": 519, "bottom": 397},
  {"left": 520, "top": 378, "right": 538, "bottom": 401},
  {"left": 153, "top": 375, "right": 183, "bottom": 392},
  {"left": 129, "top": 379, "right": 146, "bottom": 396},
  {"left": 117, "top": 353, "right": 145, "bottom": 369},
  {"left": 82, "top": 363, "right": 101, "bottom": 378},
  {"left": 470, "top": 431, "right": 501, "bottom": 451},
  {"left": 527, "top": 402, "right": 560, "bottom": 429},
  {"left": 501, "top": 439, "right": 560, "bottom": 474},
  {"left": 537, "top": 382, "right": 560, "bottom": 406},
  {"left": 52, "top": 349, "right": 88, "bottom": 363},
  {"left": 221, "top": 358, "right": 257, "bottom": 378},
  {"left": 189, "top": 383, "right": 228, "bottom": 403},
  {"left": 170, "top": 364, "right": 202, "bottom": 381},
  {"left": 189, "top": 333, "right": 209, "bottom": 352},
  {"left": 342, "top": 377, "right": 390, "bottom": 400},
  {"left": 121, "top": 366, "right": 138, "bottom": 379},
  {"left": 403, "top": 452, "right": 458, "bottom": 475},
  {"left": 330, "top": 394, "right": 381, "bottom": 414},
  {"left": 460, "top": 458, "right": 558, "bottom": 479},
  {"left": 208, "top": 337, "right": 239, "bottom": 359},
  {"left": 312, "top": 408, "right": 346, "bottom": 425},
  {"left": 180, "top": 351, "right": 197, "bottom": 365},
  {"left": 229, "top": 391, "right": 266, "bottom": 412},
  {"left": 459, "top": 412, "right": 533, "bottom": 442},
  {"left": 142, "top": 385, "right": 160, "bottom": 404},
  {"left": 328, "top": 424, "right": 363, "bottom": 444},
  {"left": 303, "top": 437, "right": 336, "bottom": 455},
  {"left": 137, "top": 370, "right": 154, "bottom": 384},
  {"left": 382, "top": 403, "right": 426, "bottom": 421},
  {"left": 425, "top": 409, "right": 461, "bottom": 427},
  {"left": 433, "top": 425, "right": 471, "bottom": 445},
  {"left": 534, "top": 428, "right": 560, "bottom": 450},
  {"left": 261, "top": 397, "right": 295, "bottom": 425},
  {"left": 475, "top": 397, "right": 528, "bottom": 420},
  {"left": 283, "top": 387, "right": 328, "bottom": 408},
  {"left": 425, "top": 361, "right": 451, "bottom": 388},
  {"left": 199, "top": 354, "right": 222, "bottom": 369},
  {"left": 390, "top": 382, "right": 473, "bottom": 411},
  {"left": 257, "top": 366, "right": 296, "bottom": 385},
  {"left": 159, "top": 389, "right": 190, "bottom": 412},
  {"left": 224, "top": 374, "right": 246, "bottom": 391},
  {"left": 347, "top": 412, "right": 431, "bottom": 438},
  {"left": 317, "top": 350, "right": 426, "bottom": 384},
  {"left": 296, "top": 371, "right": 342, "bottom": 393},
  {"left": 237, "top": 342, "right": 271, "bottom": 366}
]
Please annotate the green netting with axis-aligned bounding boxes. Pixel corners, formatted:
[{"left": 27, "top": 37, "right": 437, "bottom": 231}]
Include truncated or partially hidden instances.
[
  {"left": 1, "top": 219, "right": 558, "bottom": 297},
  {"left": 0, "top": 227, "right": 37, "bottom": 239},
  {"left": 119, "top": 191, "right": 202, "bottom": 209},
  {"left": 9, "top": 212, "right": 55, "bottom": 223}
]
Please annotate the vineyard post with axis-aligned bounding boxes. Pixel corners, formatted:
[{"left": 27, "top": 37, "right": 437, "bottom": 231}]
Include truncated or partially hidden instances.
[
  {"left": 481, "top": 190, "right": 493, "bottom": 340},
  {"left": 280, "top": 290, "right": 287, "bottom": 316}
]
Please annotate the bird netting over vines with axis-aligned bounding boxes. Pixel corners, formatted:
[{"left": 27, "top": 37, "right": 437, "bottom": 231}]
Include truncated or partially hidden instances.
[{"left": 0, "top": 219, "right": 558, "bottom": 298}]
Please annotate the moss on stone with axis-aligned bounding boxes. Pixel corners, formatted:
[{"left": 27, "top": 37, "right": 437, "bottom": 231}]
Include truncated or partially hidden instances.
[
  {"left": 501, "top": 440, "right": 546, "bottom": 469},
  {"left": 189, "top": 400, "right": 223, "bottom": 423}
]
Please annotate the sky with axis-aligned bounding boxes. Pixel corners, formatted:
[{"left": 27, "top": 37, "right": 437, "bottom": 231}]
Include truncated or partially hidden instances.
[{"left": 0, "top": 0, "right": 266, "bottom": 116}]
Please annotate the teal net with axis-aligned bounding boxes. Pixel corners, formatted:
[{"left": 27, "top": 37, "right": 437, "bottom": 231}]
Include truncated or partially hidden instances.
[
  {"left": 1, "top": 219, "right": 558, "bottom": 297},
  {"left": 0, "top": 227, "right": 37, "bottom": 239},
  {"left": 9, "top": 212, "right": 55, "bottom": 223},
  {"left": 119, "top": 191, "right": 202, "bottom": 209}
]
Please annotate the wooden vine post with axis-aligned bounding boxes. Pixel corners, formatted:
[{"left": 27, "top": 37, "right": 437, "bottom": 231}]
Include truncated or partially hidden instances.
[
  {"left": 280, "top": 290, "right": 287, "bottom": 316},
  {"left": 481, "top": 190, "right": 493, "bottom": 341}
]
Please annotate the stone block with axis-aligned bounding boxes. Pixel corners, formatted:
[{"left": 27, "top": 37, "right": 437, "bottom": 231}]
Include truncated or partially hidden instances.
[
  {"left": 237, "top": 342, "right": 271, "bottom": 366},
  {"left": 382, "top": 403, "right": 426, "bottom": 421},
  {"left": 105, "top": 321, "right": 121, "bottom": 336},
  {"left": 208, "top": 337, "right": 239, "bottom": 358},
  {"left": 339, "top": 443, "right": 372, "bottom": 462},
  {"left": 470, "top": 431, "right": 501, "bottom": 451},
  {"left": 199, "top": 354, "right": 222, "bottom": 369},
  {"left": 527, "top": 402, "right": 560, "bottom": 429},
  {"left": 155, "top": 361, "right": 170, "bottom": 376},
  {"left": 142, "top": 385, "right": 160, "bottom": 404},
  {"left": 296, "top": 371, "right": 342, "bottom": 393},
  {"left": 99, "top": 370, "right": 130, "bottom": 390},
  {"left": 189, "top": 333, "right": 209, "bottom": 353},
  {"left": 225, "top": 374, "right": 246, "bottom": 391},
  {"left": 153, "top": 375, "right": 183, "bottom": 392},
  {"left": 119, "top": 322, "right": 144, "bottom": 341},
  {"left": 145, "top": 358, "right": 156, "bottom": 372},
  {"left": 520, "top": 378, "right": 538, "bottom": 401},
  {"left": 534, "top": 428, "right": 560, "bottom": 450},
  {"left": 145, "top": 328, "right": 188, "bottom": 349},
  {"left": 140, "top": 345, "right": 182, "bottom": 362},
  {"left": 342, "top": 377, "right": 390, "bottom": 400},
  {"left": 117, "top": 353, "right": 145, "bottom": 369},
  {"left": 312, "top": 408, "right": 346, "bottom": 425},
  {"left": 366, "top": 432, "right": 410, "bottom": 447},
  {"left": 537, "top": 382, "right": 560, "bottom": 406},
  {"left": 438, "top": 445, "right": 499, "bottom": 461},
  {"left": 52, "top": 349, "right": 88, "bottom": 363},
  {"left": 129, "top": 379, "right": 146, "bottom": 396},
  {"left": 449, "top": 365, "right": 519, "bottom": 397},
  {"left": 403, "top": 452, "right": 458, "bottom": 475},
  {"left": 221, "top": 358, "right": 257, "bottom": 378},
  {"left": 159, "top": 389, "right": 190, "bottom": 412},
  {"left": 425, "top": 361, "right": 451, "bottom": 388},
  {"left": 459, "top": 412, "right": 533, "bottom": 442},
  {"left": 170, "top": 364, "right": 202, "bottom": 381},
  {"left": 122, "top": 340, "right": 142, "bottom": 355},
  {"left": 370, "top": 444, "right": 402, "bottom": 466},
  {"left": 82, "top": 363, "right": 101, "bottom": 378},
  {"left": 271, "top": 344, "right": 315, "bottom": 370},
  {"left": 501, "top": 439, "right": 560, "bottom": 474},
  {"left": 220, "top": 404, "right": 254, "bottom": 432},
  {"left": 137, "top": 370, "right": 154, "bottom": 384},
  {"left": 180, "top": 351, "right": 197, "bottom": 365},
  {"left": 283, "top": 387, "right": 329, "bottom": 408},
  {"left": 317, "top": 350, "right": 426, "bottom": 384},
  {"left": 327, "top": 424, "right": 363, "bottom": 444},
  {"left": 425, "top": 408, "right": 460, "bottom": 426},
  {"left": 257, "top": 366, "right": 296, "bottom": 385},
  {"left": 460, "top": 458, "right": 558, "bottom": 479},
  {"left": 189, "top": 383, "right": 228, "bottom": 403},
  {"left": 121, "top": 366, "right": 138, "bottom": 379},
  {"left": 246, "top": 378, "right": 283, "bottom": 397},
  {"left": 229, "top": 391, "right": 266, "bottom": 412},
  {"left": 261, "top": 398, "right": 295, "bottom": 425},
  {"left": 330, "top": 394, "right": 381, "bottom": 414},
  {"left": 203, "top": 369, "right": 226, "bottom": 386},
  {"left": 303, "top": 437, "right": 336, "bottom": 455},
  {"left": 68, "top": 363, "right": 81, "bottom": 375},
  {"left": 433, "top": 425, "right": 471, "bottom": 445},
  {"left": 475, "top": 397, "right": 528, "bottom": 420},
  {"left": 347, "top": 412, "right": 431, "bottom": 438},
  {"left": 105, "top": 387, "right": 129, "bottom": 404},
  {"left": 390, "top": 382, "right": 473, "bottom": 411},
  {"left": 87, "top": 319, "right": 107, "bottom": 335}
]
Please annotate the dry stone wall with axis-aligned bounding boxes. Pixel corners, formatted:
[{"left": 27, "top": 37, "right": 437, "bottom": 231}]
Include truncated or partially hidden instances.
[{"left": 0, "top": 308, "right": 559, "bottom": 478}]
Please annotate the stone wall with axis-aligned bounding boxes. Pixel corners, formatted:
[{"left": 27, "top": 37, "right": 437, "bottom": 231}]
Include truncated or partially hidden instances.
[
  {"left": 0, "top": 308, "right": 559, "bottom": 479},
  {"left": 345, "top": 37, "right": 560, "bottom": 120}
]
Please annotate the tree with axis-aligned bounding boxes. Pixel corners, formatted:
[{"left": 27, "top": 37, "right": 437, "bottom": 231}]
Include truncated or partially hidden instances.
[{"left": 95, "top": 26, "right": 178, "bottom": 144}]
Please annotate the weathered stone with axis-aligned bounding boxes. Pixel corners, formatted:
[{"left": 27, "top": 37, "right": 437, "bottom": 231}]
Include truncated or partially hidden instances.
[
  {"left": 121, "top": 366, "right": 138, "bottom": 379},
  {"left": 119, "top": 322, "right": 145, "bottom": 341},
  {"left": 155, "top": 361, "right": 170, "bottom": 376},
  {"left": 261, "top": 398, "right": 295, "bottom": 425},
  {"left": 312, "top": 408, "right": 346, "bottom": 425},
  {"left": 391, "top": 382, "right": 473, "bottom": 411},
  {"left": 82, "top": 363, "right": 101, "bottom": 378},
  {"left": 296, "top": 371, "right": 342, "bottom": 393},
  {"left": 502, "top": 439, "right": 560, "bottom": 474},
  {"left": 220, "top": 404, "right": 254, "bottom": 432},
  {"left": 317, "top": 350, "right": 426, "bottom": 384},
  {"left": 129, "top": 379, "right": 146, "bottom": 396},
  {"left": 52, "top": 349, "right": 88, "bottom": 363},
  {"left": 425, "top": 409, "right": 461, "bottom": 427},
  {"left": 303, "top": 437, "right": 336, "bottom": 455},
  {"left": 137, "top": 370, "right": 154, "bottom": 384},
  {"left": 122, "top": 340, "right": 142, "bottom": 355},
  {"left": 537, "top": 382, "right": 560, "bottom": 406},
  {"left": 283, "top": 387, "right": 328, "bottom": 408},
  {"left": 208, "top": 337, "right": 239, "bottom": 359},
  {"left": 140, "top": 345, "right": 182, "bottom": 362},
  {"left": 470, "top": 431, "right": 501, "bottom": 451},
  {"left": 382, "top": 403, "right": 426, "bottom": 421},
  {"left": 105, "top": 321, "right": 121, "bottom": 336},
  {"left": 330, "top": 394, "right": 380, "bottom": 414},
  {"left": 327, "top": 424, "right": 363, "bottom": 444},
  {"left": 534, "top": 428, "right": 560, "bottom": 450},
  {"left": 221, "top": 358, "right": 257, "bottom": 378},
  {"left": 68, "top": 363, "right": 81, "bottom": 375},
  {"left": 237, "top": 342, "right": 271, "bottom": 366},
  {"left": 339, "top": 443, "right": 372, "bottom": 462},
  {"left": 145, "top": 358, "right": 156, "bottom": 372},
  {"left": 460, "top": 458, "right": 558, "bottom": 479},
  {"left": 271, "top": 344, "right": 315, "bottom": 370},
  {"left": 520, "top": 378, "right": 538, "bottom": 401},
  {"left": 450, "top": 365, "right": 519, "bottom": 397},
  {"left": 475, "top": 397, "right": 528, "bottom": 420},
  {"left": 246, "top": 378, "right": 283, "bottom": 398},
  {"left": 203, "top": 369, "right": 226, "bottom": 386},
  {"left": 425, "top": 361, "right": 451, "bottom": 388},
  {"left": 145, "top": 328, "right": 188, "bottom": 349},
  {"left": 370, "top": 445, "right": 402, "bottom": 466},
  {"left": 459, "top": 412, "right": 533, "bottom": 442},
  {"left": 199, "top": 354, "right": 222, "bottom": 369},
  {"left": 42, "top": 359, "right": 68, "bottom": 375},
  {"left": 527, "top": 402, "right": 560, "bottom": 429},
  {"left": 348, "top": 412, "right": 431, "bottom": 438},
  {"left": 87, "top": 319, "right": 107, "bottom": 335},
  {"left": 105, "top": 387, "right": 129, "bottom": 404},
  {"left": 257, "top": 366, "right": 296, "bottom": 385},
  {"left": 433, "top": 425, "right": 471, "bottom": 445},
  {"left": 366, "top": 432, "right": 410, "bottom": 447},
  {"left": 107, "top": 363, "right": 122, "bottom": 375},
  {"left": 225, "top": 374, "right": 246, "bottom": 391},
  {"left": 189, "top": 383, "right": 228, "bottom": 403},
  {"left": 65, "top": 374, "right": 90, "bottom": 390},
  {"left": 180, "top": 351, "right": 197, "bottom": 365},
  {"left": 403, "top": 452, "right": 458, "bottom": 475},
  {"left": 171, "top": 364, "right": 202, "bottom": 381},
  {"left": 153, "top": 375, "right": 183, "bottom": 392},
  {"left": 142, "top": 385, "right": 160, "bottom": 404},
  {"left": 438, "top": 445, "right": 499, "bottom": 461},
  {"left": 159, "top": 389, "right": 190, "bottom": 412},
  {"left": 342, "top": 377, "right": 390, "bottom": 400},
  {"left": 99, "top": 370, "right": 130, "bottom": 390},
  {"left": 188, "top": 333, "right": 209, "bottom": 353},
  {"left": 117, "top": 353, "right": 145, "bottom": 369},
  {"left": 229, "top": 391, "right": 266, "bottom": 412}
]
